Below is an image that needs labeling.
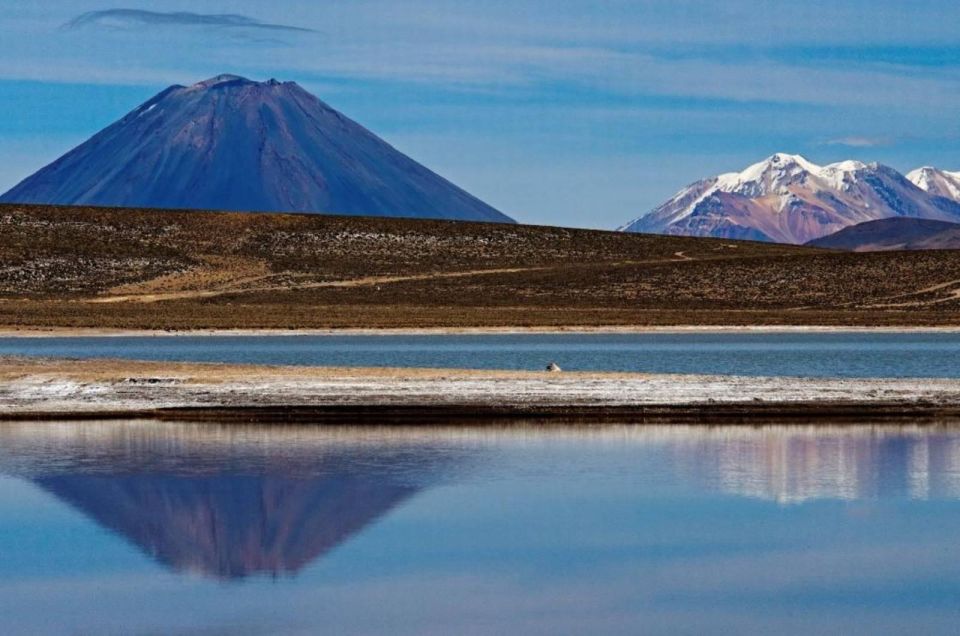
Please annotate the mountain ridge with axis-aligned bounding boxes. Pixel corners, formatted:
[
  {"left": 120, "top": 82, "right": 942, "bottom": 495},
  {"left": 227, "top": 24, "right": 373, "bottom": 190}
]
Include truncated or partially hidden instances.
[{"left": 620, "top": 153, "right": 960, "bottom": 244}]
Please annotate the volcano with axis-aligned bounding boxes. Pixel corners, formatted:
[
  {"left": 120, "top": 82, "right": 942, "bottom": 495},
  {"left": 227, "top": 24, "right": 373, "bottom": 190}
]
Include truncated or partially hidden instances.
[{"left": 0, "top": 74, "right": 513, "bottom": 223}]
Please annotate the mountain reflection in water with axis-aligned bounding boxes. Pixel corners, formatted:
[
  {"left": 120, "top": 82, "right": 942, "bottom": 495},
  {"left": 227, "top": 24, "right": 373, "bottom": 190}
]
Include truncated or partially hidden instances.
[
  {"left": 0, "top": 422, "right": 958, "bottom": 582},
  {"left": 0, "top": 422, "right": 469, "bottom": 580},
  {"left": 665, "top": 425, "right": 960, "bottom": 503},
  {"left": 35, "top": 473, "right": 417, "bottom": 580}
]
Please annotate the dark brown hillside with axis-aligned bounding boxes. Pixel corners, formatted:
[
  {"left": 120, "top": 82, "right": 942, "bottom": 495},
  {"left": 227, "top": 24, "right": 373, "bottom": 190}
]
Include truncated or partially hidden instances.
[
  {"left": 807, "top": 217, "right": 960, "bottom": 252},
  {"left": 2, "top": 203, "right": 960, "bottom": 329}
]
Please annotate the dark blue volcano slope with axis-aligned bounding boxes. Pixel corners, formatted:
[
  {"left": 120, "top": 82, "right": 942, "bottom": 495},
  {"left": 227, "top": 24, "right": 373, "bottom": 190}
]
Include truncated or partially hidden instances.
[{"left": 1, "top": 74, "right": 513, "bottom": 223}]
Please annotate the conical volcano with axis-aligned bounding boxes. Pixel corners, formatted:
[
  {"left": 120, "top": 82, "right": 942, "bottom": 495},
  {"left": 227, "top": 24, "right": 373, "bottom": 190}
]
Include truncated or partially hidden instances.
[{"left": 0, "top": 74, "right": 513, "bottom": 223}]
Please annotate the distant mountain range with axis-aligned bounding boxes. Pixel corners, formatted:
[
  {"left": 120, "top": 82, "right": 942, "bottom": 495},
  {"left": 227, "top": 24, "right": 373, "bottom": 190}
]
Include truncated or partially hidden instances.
[
  {"left": 807, "top": 217, "right": 960, "bottom": 252},
  {"left": 0, "top": 74, "right": 513, "bottom": 224},
  {"left": 619, "top": 153, "right": 960, "bottom": 244}
]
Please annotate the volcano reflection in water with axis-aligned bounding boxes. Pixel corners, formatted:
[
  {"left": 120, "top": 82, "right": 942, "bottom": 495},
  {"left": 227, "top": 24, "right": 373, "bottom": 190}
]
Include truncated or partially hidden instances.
[
  {"left": 0, "top": 422, "right": 465, "bottom": 580},
  {"left": 35, "top": 473, "right": 417, "bottom": 580}
]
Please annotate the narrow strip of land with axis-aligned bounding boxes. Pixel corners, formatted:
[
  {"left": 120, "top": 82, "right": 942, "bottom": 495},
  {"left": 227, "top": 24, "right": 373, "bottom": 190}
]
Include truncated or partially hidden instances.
[
  {"left": 3, "top": 357, "right": 960, "bottom": 423},
  {"left": 5, "top": 325, "right": 960, "bottom": 338}
]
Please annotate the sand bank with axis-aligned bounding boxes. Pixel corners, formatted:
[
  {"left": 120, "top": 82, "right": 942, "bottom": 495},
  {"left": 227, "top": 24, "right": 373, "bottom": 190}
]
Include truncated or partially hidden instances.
[{"left": 2, "top": 357, "right": 960, "bottom": 423}]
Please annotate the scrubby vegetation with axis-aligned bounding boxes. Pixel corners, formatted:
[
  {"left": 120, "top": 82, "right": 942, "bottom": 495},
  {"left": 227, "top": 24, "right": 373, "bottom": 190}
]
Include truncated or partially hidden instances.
[{"left": 2, "top": 203, "right": 959, "bottom": 329}]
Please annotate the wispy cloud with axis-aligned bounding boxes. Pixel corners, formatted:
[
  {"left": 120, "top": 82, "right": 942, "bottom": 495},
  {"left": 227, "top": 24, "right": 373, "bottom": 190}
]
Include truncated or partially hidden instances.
[
  {"left": 823, "top": 136, "right": 892, "bottom": 148},
  {"left": 63, "top": 9, "right": 315, "bottom": 34}
]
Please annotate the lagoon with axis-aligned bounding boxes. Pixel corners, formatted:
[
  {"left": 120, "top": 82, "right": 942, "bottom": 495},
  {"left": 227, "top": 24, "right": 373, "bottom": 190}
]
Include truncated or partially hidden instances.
[
  {"left": 4, "top": 331, "right": 960, "bottom": 378},
  {"left": 0, "top": 422, "right": 958, "bottom": 635}
]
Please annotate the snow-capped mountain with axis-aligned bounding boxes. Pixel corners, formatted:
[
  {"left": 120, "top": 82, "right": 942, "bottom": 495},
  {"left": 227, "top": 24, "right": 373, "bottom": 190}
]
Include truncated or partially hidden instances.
[
  {"left": 619, "top": 153, "right": 960, "bottom": 244},
  {"left": 0, "top": 74, "right": 513, "bottom": 223},
  {"left": 907, "top": 167, "right": 960, "bottom": 202}
]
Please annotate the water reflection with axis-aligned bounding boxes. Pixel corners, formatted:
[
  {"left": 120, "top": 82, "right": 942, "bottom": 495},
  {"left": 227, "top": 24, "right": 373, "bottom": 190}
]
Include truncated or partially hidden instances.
[
  {"left": 0, "top": 422, "right": 469, "bottom": 580},
  {"left": 1, "top": 422, "right": 959, "bottom": 583},
  {"left": 661, "top": 426, "right": 960, "bottom": 503},
  {"left": 34, "top": 474, "right": 418, "bottom": 580}
]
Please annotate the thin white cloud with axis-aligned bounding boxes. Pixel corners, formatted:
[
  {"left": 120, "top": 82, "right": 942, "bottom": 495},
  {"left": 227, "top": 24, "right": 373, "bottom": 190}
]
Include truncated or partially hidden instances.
[
  {"left": 64, "top": 9, "right": 315, "bottom": 33},
  {"left": 823, "top": 136, "right": 891, "bottom": 148}
]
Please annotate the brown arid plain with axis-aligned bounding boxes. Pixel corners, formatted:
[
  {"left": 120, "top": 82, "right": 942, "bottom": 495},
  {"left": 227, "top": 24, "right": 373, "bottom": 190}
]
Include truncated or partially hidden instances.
[{"left": 3, "top": 203, "right": 960, "bottom": 332}]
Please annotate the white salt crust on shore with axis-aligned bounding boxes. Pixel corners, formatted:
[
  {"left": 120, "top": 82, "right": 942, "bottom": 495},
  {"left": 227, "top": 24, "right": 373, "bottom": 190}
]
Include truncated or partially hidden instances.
[{"left": 3, "top": 366, "right": 960, "bottom": 414}]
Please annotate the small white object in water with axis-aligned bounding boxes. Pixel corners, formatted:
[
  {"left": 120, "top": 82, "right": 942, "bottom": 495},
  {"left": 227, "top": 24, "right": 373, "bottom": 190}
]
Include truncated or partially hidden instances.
[{"left": 546, "top": 362, "right": 562, "bottom": 373}]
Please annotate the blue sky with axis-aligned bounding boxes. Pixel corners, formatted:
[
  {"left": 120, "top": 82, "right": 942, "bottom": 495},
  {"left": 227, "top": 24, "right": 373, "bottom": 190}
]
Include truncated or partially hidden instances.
[{"left": 1, "top": 1, "right": 958, "bottom": 228}]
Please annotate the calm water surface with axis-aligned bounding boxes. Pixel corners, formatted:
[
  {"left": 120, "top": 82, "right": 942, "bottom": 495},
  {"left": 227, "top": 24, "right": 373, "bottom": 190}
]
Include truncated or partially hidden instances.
[
  {"left": 3, "top": 331, "right": 960, "bottom": 377},
  {"left": 0, "top": 421, "right": 959, "bottom": 635}
]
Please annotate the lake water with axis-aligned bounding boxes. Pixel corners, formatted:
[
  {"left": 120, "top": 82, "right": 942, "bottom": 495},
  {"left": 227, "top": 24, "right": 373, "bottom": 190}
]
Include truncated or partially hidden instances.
[
  {"left": 0, "top": 421, "right": 958, "bottom": 635},
  {"left": 4, "top": 331, "right": 960, "bottom": 377}
]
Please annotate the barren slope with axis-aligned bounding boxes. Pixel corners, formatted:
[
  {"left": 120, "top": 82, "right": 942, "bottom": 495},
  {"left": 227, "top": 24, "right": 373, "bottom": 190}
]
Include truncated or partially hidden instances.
[
  {"left": 3, "top": 203, "right": 960, "bottom": 329},
  {"left": 808, "top": 218, "right": 960, "bottom": 252}
]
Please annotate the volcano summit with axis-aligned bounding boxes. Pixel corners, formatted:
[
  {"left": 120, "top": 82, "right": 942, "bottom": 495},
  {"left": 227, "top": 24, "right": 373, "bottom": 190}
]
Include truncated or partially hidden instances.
[{"left": 0, "top": 75, "right": 512, "bottom": 223}]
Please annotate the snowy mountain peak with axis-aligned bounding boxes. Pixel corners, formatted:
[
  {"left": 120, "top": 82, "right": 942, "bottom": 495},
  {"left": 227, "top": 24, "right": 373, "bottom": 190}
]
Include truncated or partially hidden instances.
[
  {"left": 907, "top": 167, "right": 960, "bottom": 202},
  {"left": 742, "top": 152, "right": 816, "bottom": 177},
  {"left": 0, "top": 75, "right": 513, "bottom": 223},
  {"left": 768, "top": 152, "right": 818, "bottom": 170},
  {"left": 619, "top": 154, "right": 960, "bottom": 244},
  {"left": 713, "top": 154, "right": 874, "bottom": 197},
  {"left": 822, "top": 159, "right": 867, "bottom": 173}
]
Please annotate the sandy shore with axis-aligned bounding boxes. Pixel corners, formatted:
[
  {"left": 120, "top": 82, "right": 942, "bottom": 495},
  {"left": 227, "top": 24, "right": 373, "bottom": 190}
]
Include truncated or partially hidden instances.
[
  {"left": 3, "top": 357, "right": 960, "bottom": 423},
  {"left": 4, "top": 325, "right": 960, "bottom": 338}
]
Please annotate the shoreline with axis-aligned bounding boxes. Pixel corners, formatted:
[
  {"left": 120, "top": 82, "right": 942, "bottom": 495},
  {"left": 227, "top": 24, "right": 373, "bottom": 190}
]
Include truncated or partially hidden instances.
[
  {"left": 3, "top": 357, "right": 960, "bottom": 423},
  {"left": 5, "top": 324, "right": 960, "bottom": 338},
  {"left": 6, "top": 402, "right": 960, "bottom": 424}
]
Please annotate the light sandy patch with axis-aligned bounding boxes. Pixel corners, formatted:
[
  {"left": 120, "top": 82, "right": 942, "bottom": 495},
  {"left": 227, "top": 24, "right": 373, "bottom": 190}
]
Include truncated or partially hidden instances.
[
  {"left": 88, "top": 264, "right": 559, "bottom": 304},
  {"left": 862, "top": 280, "right": 960, "bottom": 309},
  {"left": 92, "top": 256, "right": 279, "bottom": 303},
  {"left": 83, "top": 254, "right": 708, "bottom": 305}
]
